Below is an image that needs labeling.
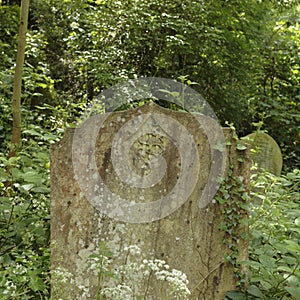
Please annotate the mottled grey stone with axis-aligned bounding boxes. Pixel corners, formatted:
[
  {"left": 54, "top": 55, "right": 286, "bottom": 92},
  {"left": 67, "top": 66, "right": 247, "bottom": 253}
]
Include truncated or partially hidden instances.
[
  {"left": 243, "top": 132, "right": 282, "bottom": 176},
  {"left": 51, "top": 103, "right": 250, "bottom": 300}
]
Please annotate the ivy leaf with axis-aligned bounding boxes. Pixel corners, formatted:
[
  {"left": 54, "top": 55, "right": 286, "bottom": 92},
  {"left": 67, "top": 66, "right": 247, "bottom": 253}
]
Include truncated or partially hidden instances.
[{"left": 236, "top": 142, "right": 247, "bottom": 151}]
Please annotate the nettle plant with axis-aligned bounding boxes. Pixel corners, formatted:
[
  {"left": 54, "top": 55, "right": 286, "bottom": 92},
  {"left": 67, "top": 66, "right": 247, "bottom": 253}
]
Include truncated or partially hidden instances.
[
  {"left": 89, "top": 243, "right": 191, "bottom": 300},
  {"left": 246, "top": 169, "right": 300, "bottom": 299},
  {"left": 226, "top": 168, "right": 300, "bottom": 300}
]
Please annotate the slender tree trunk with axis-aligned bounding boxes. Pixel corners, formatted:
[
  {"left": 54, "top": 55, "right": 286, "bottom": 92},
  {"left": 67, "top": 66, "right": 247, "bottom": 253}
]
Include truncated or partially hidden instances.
[{"left": 9, "top": 0, "right": 30, "bottom": 158}]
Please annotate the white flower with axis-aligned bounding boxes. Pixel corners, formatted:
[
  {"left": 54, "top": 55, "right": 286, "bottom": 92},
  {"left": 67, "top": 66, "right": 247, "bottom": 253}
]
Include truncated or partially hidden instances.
[
  {"left": 70, "top": 22, "right": 79, "bottom": 29},
  {"left": 124, "top": 245, "right": 141, "bottom": 256}
]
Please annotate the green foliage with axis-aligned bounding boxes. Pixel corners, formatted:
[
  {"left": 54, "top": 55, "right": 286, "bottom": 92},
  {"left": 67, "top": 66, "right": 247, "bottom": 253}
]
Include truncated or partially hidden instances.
[
  {"left": 0, "top": 101, "right": 60, "bottom": 299},
  {"left": 0, "top": 157, "right": 51, "bottom": 298},
  {"left": 2, "top": 0, "right": 300, "bottom": 166},
  {"left": 0, "top": 4, "right": 19, "bottom": 46},
  {"left": 0, "top": 0, "right": 299, "bottom": 298},
  {"left": 24, "top": 0, "right": 299, "bottom": 167},
  {"left": 247, "top": 169, "right": 300, "bottom": 299},
  {"left": 215, "top": 159, "right": 249, "bottom": 290},
  {"left": 0, "top": 5, "right": 19, "bottom": 103},
  {"left": 248, "top": 6, "right": 300, "bottom": 169},
  {"left": 226, "top": 169, "right": 300, "bottom": 300}
]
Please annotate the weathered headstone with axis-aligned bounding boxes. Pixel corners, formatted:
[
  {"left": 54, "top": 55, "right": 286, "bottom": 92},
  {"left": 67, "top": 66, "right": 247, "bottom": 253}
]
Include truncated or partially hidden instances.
[
  {"left": 243, "top": 132, "right": 283, "bottom": 176},
  {"left": 51, "top": 102, "right": 250, "bottom": 299}
]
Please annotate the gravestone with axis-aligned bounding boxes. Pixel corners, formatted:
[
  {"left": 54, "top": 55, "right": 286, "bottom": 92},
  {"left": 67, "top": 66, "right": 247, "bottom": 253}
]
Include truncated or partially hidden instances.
[
  {"left": 243, "top": 132, "right": 283, "bottom": 176},
  {"left": 51, "top": 102, "right": 250, "bottom": 299}
]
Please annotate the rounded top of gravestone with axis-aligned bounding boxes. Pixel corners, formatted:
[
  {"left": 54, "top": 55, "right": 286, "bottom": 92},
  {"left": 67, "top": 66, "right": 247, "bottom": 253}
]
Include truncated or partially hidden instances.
[
  {"left": 72, "top": 77, "right": 227, "bottom": 223},
  {"left": 243, "top": 132, "right": 282, "bottom": 176}
]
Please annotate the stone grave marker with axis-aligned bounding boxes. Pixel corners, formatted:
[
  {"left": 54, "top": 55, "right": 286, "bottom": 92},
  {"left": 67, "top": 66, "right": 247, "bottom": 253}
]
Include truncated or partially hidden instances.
[
  {"left": 243, "top": 132, "right": 283, "bottom": 176},
  {"left": 50, "top": 102, "right": 250, "bottom": 299}
]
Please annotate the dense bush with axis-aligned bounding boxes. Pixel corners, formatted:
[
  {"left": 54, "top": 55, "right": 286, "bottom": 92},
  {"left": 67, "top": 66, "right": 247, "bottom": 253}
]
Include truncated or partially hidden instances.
[
  {"left": 226, "top": 169, "right": 300, "bottom": 300},
  {"left": 25, "top": 0, "right": 300, "bottom": 167},
  {"left": 0, "top": 101, "right": 61, "bottom": 298},
  {"left": 1, "top": 0, "right": 299, "bottom": 166}
]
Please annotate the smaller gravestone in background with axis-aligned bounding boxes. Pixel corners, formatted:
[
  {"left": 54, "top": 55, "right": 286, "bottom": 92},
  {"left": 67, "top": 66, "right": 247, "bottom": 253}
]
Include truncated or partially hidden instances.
[{"left": 243, "top": 132, "right": 283, "bottom": 176}]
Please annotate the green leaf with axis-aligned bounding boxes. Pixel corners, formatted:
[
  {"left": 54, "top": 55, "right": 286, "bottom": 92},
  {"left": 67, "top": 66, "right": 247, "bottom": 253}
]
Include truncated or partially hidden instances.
[
  {"left": 247, "top": 285, "right": 265, "bottom": 298},
  {"left": 259, "top": 255, "right": 276, "bottom": 268},
  {"left": 43, "top": 133, "right": 59, "bottom": 141},
  {"left": 225, "top": 291, "right": 247, "bottom": 300},
  {"left": 273, "top": 242, "right": 289, "bottom": 254},
  {"left": 29, "top": 273, "right": 46, "bottom": 292},
  {"left": 242, "top": 260, "right": 262, "bottom": 269},
  {"left": 236, "top": 142, "right": 247, "bottom": 151},
  {"left": 282, "top": 255, "right": 297, "bottom": 265},
  {"left": 20, "top": 183, "right": 35, "bottom": 191},
  {"left": 37, "top": 82, "right": 48, "bottom": 89},
  {"left": 32, "top": 186, "right": 50, "bottom": 193},
  {"left": 23, "top": 129, "right": 42, "bottom": 137},
  {"left": 285, "top": 287, "right": 300, "bottom": 299},
  {"left": 8, "top": 156, "right": 20, "bottom": 165},
  {"left": 10, "top": 167, "right": 23, "bottom": 180},
  {"left": 286, "top": 275, "right": 300, "bottom": 287},
  {"left": 22, "top": 171, "right": 43, "bottom": 185},
  {"left": 285, "top": 240, "right": 300, "bottom": 254},
  {"left": 260, "top": 279, "right": 272, "bottom": 290},
  {"left": 277, "top": 265, "right": 293, "bottom": 273}
]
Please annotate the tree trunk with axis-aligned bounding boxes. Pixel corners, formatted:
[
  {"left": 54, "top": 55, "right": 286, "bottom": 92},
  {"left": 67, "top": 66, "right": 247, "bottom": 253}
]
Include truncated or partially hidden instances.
[{"left": 9, "top": 0, "right": 30, "bottom": 158}]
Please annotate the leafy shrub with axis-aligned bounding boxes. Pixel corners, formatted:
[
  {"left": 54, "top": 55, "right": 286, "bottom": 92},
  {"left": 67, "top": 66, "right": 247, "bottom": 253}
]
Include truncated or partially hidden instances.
[
  {"left": 226, "top": 169, "right": 300, "bottom": 300},
  {"left": 0, "top": 104, "right": 61, "bottom": 299},
  {"left": 0, "top": 152, "right": 51, "bottom": 298}
]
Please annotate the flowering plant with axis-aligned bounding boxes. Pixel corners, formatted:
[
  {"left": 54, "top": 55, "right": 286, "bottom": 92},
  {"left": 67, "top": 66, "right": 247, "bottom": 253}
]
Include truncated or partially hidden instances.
[{"left": 89, "top": 244, "right": 191, "bottom": 300}]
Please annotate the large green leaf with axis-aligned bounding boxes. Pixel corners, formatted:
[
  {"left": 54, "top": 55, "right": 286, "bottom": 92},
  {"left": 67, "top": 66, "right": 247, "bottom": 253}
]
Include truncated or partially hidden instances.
[
  {"left": 22, "top": 171, "right": 44, "bottom": 185},
  {"left": 285, "top": 287, "right": 300, "bottom": 299},
  {"left": 247, "top": 285, "right": 265, "bottom": 298}
]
